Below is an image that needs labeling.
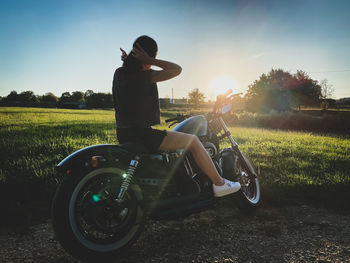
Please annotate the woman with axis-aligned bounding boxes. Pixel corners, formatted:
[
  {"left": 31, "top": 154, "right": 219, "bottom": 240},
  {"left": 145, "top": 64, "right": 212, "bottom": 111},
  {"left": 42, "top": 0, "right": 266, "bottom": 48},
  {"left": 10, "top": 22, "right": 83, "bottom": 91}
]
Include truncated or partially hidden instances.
[{"left": 112, "top": 35, "right": 240, "bottom": 197}]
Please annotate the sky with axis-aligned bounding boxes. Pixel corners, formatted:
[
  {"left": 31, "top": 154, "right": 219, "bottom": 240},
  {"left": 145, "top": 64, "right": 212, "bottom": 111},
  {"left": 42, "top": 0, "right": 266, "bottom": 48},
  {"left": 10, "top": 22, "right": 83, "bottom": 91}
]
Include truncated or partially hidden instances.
[{"left": 1, "top": 0, "right": 350, "bottom": 100}]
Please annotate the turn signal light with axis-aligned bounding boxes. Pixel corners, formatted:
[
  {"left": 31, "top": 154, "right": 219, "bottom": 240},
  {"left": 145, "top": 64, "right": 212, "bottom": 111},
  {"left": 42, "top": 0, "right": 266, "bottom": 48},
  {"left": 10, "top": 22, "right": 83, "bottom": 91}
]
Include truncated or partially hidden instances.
[
  {"left": 90, "top": 156, "right": 106, "bottom": 168},
  {"left": 91, "top": 156, "right": 99, "bottom": 168}
]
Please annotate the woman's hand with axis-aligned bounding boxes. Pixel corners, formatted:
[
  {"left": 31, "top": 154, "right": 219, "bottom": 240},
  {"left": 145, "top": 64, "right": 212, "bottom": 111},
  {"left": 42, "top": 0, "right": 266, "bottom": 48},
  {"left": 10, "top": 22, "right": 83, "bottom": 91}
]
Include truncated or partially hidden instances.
[
  {"left": 120, "top": 48, "right": 127, "bottom": 61},
  {"left": 131, "top": 43, "right": 153, "bottom": 64}
]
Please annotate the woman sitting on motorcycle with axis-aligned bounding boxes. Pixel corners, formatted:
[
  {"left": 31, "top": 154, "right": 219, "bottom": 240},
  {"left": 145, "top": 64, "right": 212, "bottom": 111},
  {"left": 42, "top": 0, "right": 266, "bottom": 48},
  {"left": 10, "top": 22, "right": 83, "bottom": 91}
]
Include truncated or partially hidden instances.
[{"left": 112, "top": 35, "right": 240, "bottom": 197}]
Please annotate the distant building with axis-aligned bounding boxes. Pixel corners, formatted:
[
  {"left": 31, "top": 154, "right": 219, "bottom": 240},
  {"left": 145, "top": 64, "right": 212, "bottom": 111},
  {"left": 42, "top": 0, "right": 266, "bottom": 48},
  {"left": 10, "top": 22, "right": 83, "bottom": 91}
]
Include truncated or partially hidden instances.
[
  {"left": 159, "top": 98, "right": 171, "bottom": 108},
  {"left": 336, "top": 97, "right": 350, "bottom": 105},
  {"left": 173, "top": 98, "right": 188, "bottom": 104},
  {"left": 335, "top": 97, "right": 350, "bottom": 107},
  {"left": 159, "top": 97, "right": 189, "bottom": 109}
]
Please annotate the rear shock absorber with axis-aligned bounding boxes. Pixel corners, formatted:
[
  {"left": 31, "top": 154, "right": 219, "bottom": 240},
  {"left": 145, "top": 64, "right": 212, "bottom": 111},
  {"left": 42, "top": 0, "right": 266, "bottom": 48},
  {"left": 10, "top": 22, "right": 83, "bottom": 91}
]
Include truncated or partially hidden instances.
[{"left": 116, "top": 157, "right": 140, "bottom": 201}]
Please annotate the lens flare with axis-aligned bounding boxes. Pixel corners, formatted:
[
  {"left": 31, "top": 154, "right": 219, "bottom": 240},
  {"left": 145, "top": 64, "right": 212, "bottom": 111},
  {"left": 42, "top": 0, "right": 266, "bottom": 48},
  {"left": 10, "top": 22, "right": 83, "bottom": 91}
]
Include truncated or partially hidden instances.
[
  {"left": 92, "top": 194, "right": 100, "bottom": 202},
  {"left": 210, "top": 75, "right": 237, "bottom": 97}
]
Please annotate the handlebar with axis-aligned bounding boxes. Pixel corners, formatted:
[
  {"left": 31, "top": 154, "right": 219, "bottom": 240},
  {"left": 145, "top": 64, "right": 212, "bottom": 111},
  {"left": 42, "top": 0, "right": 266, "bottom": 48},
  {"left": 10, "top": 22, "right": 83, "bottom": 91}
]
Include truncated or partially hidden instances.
[
  {"left": 213, "top": 91, "right": 243, "bottom": 114},
  {"left": 228, "top": 92, "right": 243, "bottom": 99},
  {"left": 222, "top": 89, "right": 233, "bottom": 98},
  {"left": 165, "top": 117, "right": 178, "bottom": 123},
  {"left": 165, "top": 114, "right": 191, "bottom": 126}
]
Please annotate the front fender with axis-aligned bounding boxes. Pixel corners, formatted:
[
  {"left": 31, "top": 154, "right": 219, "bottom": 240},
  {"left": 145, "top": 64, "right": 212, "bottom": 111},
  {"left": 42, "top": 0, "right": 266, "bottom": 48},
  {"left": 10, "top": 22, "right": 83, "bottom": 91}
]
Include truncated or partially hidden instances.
[
  {"left": 57, "top": 144, "right": 132, "bottom": 173},
  {"left": 241, "top": 152, "right": 257, "bottom": 177}
]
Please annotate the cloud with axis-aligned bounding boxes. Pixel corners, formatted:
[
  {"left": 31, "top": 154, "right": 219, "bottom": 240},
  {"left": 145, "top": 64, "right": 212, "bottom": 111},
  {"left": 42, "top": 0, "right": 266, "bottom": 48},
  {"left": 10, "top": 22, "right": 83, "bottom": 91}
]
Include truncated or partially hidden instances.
[{"left": 250, "top": 52, "right": 265, "bottom": 60}]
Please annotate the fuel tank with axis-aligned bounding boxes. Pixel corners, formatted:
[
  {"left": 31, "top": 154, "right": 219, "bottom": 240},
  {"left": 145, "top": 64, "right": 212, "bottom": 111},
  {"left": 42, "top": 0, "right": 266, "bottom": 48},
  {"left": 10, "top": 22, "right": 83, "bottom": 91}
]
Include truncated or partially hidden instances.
[{"left": 172, "top": 115, "right": 207, "bottom": 136}]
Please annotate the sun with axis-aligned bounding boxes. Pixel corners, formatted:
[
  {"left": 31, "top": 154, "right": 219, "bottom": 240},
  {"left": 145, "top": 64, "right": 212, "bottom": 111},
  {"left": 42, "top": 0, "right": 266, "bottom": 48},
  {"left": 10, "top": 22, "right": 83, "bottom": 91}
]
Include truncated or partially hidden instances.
[{"left": 210, "top": 75, "right": 238, "bottom": 97}]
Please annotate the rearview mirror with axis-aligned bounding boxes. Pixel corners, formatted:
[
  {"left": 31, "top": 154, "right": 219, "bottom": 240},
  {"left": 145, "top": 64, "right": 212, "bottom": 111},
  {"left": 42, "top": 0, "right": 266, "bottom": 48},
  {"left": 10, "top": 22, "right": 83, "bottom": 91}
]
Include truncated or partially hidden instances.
[{"left": 221, "top": 103, "right": 232, "bottom": 114}]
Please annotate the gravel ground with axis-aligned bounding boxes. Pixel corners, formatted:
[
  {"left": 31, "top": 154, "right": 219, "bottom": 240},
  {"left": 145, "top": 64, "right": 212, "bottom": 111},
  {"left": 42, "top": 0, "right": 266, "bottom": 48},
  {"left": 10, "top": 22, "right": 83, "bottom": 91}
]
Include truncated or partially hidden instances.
[{"left": 1, "top": 204, "right": 349, "bottom": 263}]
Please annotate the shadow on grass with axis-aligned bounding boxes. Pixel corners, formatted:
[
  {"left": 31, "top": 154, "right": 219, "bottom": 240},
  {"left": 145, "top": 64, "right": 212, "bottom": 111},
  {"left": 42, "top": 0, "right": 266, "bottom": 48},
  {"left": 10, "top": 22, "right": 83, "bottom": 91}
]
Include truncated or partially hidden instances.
[{"left": 1, "top": 179, "right": 349, "bottom": 230}]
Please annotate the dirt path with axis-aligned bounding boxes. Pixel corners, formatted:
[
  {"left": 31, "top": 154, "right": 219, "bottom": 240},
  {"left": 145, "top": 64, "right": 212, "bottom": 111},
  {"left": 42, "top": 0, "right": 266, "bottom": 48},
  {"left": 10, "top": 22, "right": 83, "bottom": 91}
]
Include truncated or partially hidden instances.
[{"left": 1, "top": 204, "right": 349, "bottom": 263}]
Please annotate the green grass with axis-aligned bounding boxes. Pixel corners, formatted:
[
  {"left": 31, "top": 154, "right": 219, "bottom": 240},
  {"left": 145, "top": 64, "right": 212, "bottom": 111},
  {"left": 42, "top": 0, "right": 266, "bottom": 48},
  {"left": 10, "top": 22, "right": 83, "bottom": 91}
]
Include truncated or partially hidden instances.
[
  {"left": 221, "top": 128, "right": 350, "bottom": 186},
  {"left": 299, "top": 107, "right": 350, "bottom": 111},
  {"left": 1, "top": 107, "right": 350, "bottom": 226}
]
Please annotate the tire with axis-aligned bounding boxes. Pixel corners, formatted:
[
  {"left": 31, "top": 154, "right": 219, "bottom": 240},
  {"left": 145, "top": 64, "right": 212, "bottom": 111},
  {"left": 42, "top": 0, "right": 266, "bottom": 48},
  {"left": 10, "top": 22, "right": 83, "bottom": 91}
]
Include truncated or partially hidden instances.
[
  {"left": 52, "top": 167, "right": 144, "bottom": 262},
  {"left": 234, "top": 153, "right": 261, "bottom": 212},
  {"left": 221, "top": 150, "right": 261, "bottom": 212}
]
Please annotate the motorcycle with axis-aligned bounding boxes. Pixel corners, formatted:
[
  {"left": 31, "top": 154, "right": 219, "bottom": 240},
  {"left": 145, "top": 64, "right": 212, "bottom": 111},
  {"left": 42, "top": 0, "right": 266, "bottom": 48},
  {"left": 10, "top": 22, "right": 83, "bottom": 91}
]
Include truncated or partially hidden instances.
[{"left": 51, "top": 90, "right": 261, "bottom": 262}]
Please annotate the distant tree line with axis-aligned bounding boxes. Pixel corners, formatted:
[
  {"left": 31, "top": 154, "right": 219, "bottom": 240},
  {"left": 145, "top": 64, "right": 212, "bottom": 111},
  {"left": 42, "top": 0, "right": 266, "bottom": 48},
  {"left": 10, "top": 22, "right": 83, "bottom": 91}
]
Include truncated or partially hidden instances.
[
  {"left": 185, "top": 69, "right": 339, "bottom": 111},
  {"left": 0, "top": 68, "right": 345, "bottom": 111},
  {"left": 0, "top": 90, "right": 114, "bottom": 109},
  {"left": 244, "top": 69, "right": 336, "bottom": 112}
]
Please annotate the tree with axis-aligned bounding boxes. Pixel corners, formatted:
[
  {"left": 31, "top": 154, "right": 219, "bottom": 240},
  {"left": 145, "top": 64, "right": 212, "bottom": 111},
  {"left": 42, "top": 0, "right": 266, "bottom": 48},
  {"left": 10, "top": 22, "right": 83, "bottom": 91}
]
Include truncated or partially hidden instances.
[
  {"left": 58, "top": 92, "right": 71, "bottom": 107},
  {"left": 40, "top": 92, "right": 58, "bottom": 107},
  {"left": 231, "top": 95, "right": 245, "bottom": 111},
  {"left": 5, "top": 91, "right": 39, "bottom": 106},
  {"left": 70, "top": 91, "right": 85, "bottom": 103},
  {"left": 59, "top": 92, "right": 71, "bottom": 103},
  {"left": 84, "top": 90, "right": 94, "bottom": 107},
  {"left": 245, "top": 69, "right": 322, "bottom": 112},
  {"left": 84, "top": 90, "right": 94, "bottom": 99},
  {"left": 104, "top": 93, "right": 113, "bottom": 108},
  {"left": 19, "top": 91, "right": 39, "bottom": 105},
  {"left": 86, "top": 92, "right": 113, "bottom": 108},
  {"left": 188, "top": 88, "right": 205, "bottom": 107},
  {"left": 245, "top": 69, "right": 293, "bottom": 112},
  {"left": 319, "top": 79, "right": 335, "bottom": 110},
  {"left": 290, "top": 71, "right": 322, "bottom": 109},
  {"left": 320, "top": 79, "right": 334, "bottom": 100},
  {"left": 6, "top": 91, "right": 19, "bottom": 102}
]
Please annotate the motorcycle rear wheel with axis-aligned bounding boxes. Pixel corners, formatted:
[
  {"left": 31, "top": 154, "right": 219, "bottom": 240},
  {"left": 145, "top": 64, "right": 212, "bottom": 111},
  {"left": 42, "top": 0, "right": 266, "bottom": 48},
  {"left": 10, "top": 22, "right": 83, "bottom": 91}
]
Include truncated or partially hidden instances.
[{"left": 52, "top": 167, "right": 144, "bottom": 262}]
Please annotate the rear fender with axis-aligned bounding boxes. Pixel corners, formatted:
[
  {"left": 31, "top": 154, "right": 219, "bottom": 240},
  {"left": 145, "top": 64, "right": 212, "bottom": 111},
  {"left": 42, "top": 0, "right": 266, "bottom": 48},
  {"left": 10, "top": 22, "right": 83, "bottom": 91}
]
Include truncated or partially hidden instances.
[{"left": 56, "top": 144, "right": 132, "bottom": 174}]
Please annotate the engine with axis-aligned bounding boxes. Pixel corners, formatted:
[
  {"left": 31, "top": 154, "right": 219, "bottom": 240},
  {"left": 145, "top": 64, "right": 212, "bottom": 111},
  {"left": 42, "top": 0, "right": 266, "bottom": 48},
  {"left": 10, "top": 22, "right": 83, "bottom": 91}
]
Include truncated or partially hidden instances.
[
  {"left": 203, "top": 142, "right": 217, "bottom": 158},
  {"left": 219, "top": 149, "right": 239, "bottom": 180}
]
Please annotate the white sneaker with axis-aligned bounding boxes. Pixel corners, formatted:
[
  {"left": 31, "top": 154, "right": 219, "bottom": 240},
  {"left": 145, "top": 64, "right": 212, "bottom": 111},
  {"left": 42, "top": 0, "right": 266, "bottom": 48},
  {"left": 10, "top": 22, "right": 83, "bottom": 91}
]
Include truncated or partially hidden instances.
[{"left": 213, "top": 178, "right": 241, "bottom": 197}]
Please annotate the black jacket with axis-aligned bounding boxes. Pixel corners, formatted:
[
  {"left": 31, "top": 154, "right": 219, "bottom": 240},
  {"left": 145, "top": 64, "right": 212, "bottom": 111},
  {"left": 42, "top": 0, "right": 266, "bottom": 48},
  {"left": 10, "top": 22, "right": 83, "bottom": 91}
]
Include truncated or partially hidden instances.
[{"left": 112, "top": 67, "right": 160, "bottom": 127}]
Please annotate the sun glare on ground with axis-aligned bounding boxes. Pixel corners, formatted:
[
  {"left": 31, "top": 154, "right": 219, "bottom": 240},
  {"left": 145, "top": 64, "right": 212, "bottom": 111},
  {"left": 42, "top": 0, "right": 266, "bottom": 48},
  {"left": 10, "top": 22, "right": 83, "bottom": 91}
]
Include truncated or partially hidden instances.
[{"left": 210, "top": 75, "right": 238, "bottom": 97}]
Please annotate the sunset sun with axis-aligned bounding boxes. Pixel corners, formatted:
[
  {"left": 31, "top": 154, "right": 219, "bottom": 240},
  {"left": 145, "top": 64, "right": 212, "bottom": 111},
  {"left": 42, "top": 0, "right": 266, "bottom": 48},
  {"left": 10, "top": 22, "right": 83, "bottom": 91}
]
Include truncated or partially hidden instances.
[{"left": 210, "top": 75, "right": 238, "bottom": 97}]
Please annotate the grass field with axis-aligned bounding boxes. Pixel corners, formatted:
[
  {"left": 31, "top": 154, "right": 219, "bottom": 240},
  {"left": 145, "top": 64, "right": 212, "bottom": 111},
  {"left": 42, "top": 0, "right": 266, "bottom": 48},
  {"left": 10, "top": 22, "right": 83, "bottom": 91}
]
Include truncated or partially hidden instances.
[{"left": 1, "top": 107, "right": 350, "bottom": 226}]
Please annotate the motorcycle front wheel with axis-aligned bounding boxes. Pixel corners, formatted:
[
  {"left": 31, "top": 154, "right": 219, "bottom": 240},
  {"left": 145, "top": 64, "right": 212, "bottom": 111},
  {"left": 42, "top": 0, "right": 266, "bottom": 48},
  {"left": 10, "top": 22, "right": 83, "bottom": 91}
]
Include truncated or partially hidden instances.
[
  {"left": 234, "top": 152, "right": 261, "bottom": 212},
  {"left": 52, "top": 167, "right": 144, "bottom": 262}
]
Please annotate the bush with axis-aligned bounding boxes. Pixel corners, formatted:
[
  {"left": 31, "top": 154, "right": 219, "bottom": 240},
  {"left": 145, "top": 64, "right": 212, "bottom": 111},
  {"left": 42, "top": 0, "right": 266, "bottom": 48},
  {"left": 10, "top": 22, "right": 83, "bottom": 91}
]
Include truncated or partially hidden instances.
[{"left": 225, "top": 110, "right": 350, "bottom": 134}]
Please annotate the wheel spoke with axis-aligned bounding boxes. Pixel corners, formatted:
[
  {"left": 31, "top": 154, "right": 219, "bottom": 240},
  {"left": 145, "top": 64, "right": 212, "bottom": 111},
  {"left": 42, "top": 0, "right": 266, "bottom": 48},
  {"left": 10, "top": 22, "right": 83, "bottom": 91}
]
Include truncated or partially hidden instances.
[
  {"left": 236, "top": 162, "right": 260, "bottom": 204},
  {"left": 71, "top": 173, "right": 137, "bottom": 244}
]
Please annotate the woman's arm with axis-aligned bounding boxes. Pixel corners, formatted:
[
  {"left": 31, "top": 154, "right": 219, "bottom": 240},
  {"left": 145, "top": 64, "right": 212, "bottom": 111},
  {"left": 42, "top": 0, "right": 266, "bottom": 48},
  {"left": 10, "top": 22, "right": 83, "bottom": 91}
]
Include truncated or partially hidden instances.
[
  {"left": 148, "top": 58, "right": 182, "bottom": 82},
  {"left": 132, "top": 43, "right": 182, "bottom": 82}
]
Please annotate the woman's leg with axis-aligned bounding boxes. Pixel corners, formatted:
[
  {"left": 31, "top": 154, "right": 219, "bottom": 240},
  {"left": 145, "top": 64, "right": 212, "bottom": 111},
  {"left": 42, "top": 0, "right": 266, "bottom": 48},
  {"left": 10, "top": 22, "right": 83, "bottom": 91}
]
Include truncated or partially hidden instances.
[{"left": 158, "top": 131, "right": 224, "bottom": 186}]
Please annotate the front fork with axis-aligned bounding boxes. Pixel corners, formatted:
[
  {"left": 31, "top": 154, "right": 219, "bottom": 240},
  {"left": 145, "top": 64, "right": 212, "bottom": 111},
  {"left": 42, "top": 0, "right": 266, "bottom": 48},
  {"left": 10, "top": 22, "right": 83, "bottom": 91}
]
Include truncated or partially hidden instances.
[
  {"left": 218, "top": 117, "right": 257, "bottom": 178},
  {"left": 218, "top": 117, "right": 239, "bottom": 147}
]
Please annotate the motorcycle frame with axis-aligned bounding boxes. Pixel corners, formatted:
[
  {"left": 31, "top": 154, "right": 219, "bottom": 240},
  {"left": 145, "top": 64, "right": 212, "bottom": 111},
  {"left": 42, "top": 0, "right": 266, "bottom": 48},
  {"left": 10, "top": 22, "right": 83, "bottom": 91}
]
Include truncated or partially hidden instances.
[{"left": 55, "top": 91, "right": 256, "bottom": 219}]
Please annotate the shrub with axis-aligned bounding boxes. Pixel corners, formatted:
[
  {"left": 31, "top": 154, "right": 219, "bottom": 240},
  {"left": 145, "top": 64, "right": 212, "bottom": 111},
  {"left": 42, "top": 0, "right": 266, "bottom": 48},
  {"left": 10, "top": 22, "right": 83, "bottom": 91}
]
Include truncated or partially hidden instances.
[{"left": 226, "top": 110, "right": 350, "bottom": 134}]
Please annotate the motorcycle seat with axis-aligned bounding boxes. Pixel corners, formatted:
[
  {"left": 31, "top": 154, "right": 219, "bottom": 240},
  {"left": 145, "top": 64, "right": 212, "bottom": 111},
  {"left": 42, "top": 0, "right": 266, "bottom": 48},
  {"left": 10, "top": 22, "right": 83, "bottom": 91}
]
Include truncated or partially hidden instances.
[{"left": 117, "top": 142, "right": 163, "bottom": 154}]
